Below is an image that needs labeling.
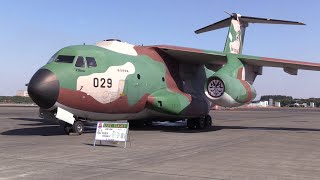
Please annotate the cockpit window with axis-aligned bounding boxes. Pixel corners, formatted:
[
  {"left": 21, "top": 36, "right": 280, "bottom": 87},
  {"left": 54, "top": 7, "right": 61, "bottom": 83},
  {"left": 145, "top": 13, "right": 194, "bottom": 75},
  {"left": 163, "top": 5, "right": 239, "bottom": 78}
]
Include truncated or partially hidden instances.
[
  {"left": 86, "top": 57, "right": 97, "bottom": 68},
  {"left": 75, "top": 56, "right": 85, "bottom": 68},
  {"left": 55, "top": 55, "right": 75, "bottom": 63}
]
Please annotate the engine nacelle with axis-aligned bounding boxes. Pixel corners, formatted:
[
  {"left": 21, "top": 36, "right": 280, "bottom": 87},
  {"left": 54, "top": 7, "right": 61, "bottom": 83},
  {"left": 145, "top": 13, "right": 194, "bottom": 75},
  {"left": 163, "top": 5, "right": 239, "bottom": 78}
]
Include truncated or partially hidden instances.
[{"left": 205, "top": 74, "right": 256, "bottom": 107}]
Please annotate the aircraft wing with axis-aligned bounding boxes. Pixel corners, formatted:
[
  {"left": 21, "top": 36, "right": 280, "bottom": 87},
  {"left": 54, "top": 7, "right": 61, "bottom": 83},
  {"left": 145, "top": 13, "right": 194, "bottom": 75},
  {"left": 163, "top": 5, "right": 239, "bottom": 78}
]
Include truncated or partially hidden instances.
[
  {"left": 237, "top": 54, "right": 320, "bottom": 75},
  {"left": 153, "top": 45, "right": 227, "bottom": 65},
  {"left": 153, "top": 45, "right": 320, "bottom": 74}
]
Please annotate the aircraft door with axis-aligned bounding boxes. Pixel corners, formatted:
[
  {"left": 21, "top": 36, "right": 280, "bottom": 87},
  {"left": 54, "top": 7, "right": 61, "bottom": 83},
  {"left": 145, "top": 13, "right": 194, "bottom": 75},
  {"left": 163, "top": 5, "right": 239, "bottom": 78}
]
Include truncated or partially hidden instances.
[
  {"left": 117, "top": 80, "right": 126, "bottom": 97},
  {"left": 103, "top": 79, "right": 123, "bottom": 103},
  {"left": 100, "top": 79, "right": 126, "bottom": 104}
]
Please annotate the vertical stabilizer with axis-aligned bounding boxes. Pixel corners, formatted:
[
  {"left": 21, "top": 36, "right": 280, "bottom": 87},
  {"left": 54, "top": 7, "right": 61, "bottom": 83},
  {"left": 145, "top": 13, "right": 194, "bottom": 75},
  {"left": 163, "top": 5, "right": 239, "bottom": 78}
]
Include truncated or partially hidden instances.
[{"left": 223, "top": 15, "right": 248, "bottom": 54}]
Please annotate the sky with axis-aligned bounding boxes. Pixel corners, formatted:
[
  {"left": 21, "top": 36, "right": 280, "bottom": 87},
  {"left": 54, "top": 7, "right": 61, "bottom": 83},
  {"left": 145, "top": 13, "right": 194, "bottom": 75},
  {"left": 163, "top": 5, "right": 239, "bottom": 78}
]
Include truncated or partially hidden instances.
[{"left": 0, "top": 0, "right": 319, "bottom": 99}]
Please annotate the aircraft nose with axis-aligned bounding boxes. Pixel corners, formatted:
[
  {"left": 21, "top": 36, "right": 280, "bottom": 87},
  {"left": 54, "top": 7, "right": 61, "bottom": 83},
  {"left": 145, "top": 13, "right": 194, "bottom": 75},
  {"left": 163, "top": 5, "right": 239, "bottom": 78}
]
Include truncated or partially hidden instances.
[{"left": 28, "top": 69, "right": 59, "bottom": 109}]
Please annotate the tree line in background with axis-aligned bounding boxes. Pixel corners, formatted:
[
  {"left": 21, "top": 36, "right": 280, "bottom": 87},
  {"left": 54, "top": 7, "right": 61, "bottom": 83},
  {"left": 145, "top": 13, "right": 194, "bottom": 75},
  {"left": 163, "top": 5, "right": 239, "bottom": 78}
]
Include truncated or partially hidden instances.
[
  {"left": 260, "top": 95, "right": 320, "bottom": 107},
  {"left": 0, "top": 96, "right": 33, "bottom": 104}
]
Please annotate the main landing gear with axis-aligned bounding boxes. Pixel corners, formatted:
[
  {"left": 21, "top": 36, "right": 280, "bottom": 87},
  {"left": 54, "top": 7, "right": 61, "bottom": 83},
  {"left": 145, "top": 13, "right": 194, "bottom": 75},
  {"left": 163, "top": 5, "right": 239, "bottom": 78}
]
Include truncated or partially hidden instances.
[
  {"left": 64, "top": 120, "right": 84, "bottom": 135},
  {"left": 187, "top": 115, "right": 212, "bottom": 130}
]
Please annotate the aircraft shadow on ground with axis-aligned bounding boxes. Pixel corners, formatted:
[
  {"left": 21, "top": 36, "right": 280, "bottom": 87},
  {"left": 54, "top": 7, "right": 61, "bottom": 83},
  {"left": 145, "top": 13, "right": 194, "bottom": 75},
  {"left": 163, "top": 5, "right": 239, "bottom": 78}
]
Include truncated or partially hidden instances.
[
  {"left": 10, "top": 117, "right": 58, "bottom": 126},
  {"left": 129, "top": 122, "right": 220, "bottom": 133},
  {"left": 3, "top": 118, "right": 320, "bottom": 136},
  {"left": 1, "top": 125, "right": 96, "bottom": 136},
  {"left": 1, "top": 126, "right": 65, "bottom": 136},
  {"left": 1, "top": 117, "right": 95, "bottom": 136},
  {"left": 130, "top": 122, "right": 320, "bottom": 133},
  {"left": 213, "top": 125, "right": 320, "bottom": 132}
]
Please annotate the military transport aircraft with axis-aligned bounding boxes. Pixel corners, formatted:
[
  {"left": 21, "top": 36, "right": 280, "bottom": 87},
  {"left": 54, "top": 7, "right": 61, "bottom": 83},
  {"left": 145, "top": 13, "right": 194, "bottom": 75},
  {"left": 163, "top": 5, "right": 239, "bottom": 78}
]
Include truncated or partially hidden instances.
[{"left": 28, "top": 12, "right": 320, "bottom": 135}]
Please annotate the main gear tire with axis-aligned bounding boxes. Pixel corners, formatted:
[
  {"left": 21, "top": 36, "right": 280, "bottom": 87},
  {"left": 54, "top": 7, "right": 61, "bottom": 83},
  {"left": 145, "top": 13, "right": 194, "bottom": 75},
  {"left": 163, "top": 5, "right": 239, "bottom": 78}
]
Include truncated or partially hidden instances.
[
  {"left": 204, "top": 115, "right": 212, "bottom": 128},
  {"left": 197, "top": 117, "right": 206, "bottom": 129},
  {"left": 187, "top": 119, "right": 197, "bottom": 129},
  {"left": 72, "top": 121, "right": 84, "bottom": 135}
]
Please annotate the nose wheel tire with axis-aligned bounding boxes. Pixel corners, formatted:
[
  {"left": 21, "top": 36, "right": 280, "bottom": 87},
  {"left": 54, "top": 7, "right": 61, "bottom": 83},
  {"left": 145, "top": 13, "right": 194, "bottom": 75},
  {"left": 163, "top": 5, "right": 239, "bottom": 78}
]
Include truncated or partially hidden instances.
[{"left": 72, "top": 121, "right": 84, "bottom": 135}]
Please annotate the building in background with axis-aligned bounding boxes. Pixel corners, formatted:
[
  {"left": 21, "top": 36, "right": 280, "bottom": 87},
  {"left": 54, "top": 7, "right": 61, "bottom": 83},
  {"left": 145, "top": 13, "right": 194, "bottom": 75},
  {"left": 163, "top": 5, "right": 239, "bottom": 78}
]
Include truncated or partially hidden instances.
[
  {"left": 247, "top": 101, "right": 269, "bottom": 108},
  {"left": 16, "top": 90, "right": 29, "bottom": 97},
  {"left": 268, "top": 99, "right": 274, "bottom": 106},
  {"left": 310, "top": 102, "right": 315, "bottom": 108},
  {"left": 275, "top": 101, "right": 281, "bottom": 107}
]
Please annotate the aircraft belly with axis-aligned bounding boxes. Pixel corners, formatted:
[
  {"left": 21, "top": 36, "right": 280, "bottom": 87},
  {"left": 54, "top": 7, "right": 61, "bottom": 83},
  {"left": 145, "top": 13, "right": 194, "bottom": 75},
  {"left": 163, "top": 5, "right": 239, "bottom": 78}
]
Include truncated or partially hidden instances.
[{"left": 55, "top": 102, "right": 187, "bottom": 121}]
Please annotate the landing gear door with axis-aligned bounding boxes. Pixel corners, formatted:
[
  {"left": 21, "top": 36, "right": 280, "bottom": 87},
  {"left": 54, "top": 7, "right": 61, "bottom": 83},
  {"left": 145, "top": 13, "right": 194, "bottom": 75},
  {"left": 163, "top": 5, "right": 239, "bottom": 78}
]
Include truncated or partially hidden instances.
[{"left": 56, "top": 107, "right": 75, "bottom": 125}]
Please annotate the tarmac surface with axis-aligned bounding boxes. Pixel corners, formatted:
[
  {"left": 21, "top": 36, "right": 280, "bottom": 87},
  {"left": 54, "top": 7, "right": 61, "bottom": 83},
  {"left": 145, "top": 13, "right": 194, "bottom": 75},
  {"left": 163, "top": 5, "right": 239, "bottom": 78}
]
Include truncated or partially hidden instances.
[{"left": 1, "top": 107, "right": 320, "bottom": 180}]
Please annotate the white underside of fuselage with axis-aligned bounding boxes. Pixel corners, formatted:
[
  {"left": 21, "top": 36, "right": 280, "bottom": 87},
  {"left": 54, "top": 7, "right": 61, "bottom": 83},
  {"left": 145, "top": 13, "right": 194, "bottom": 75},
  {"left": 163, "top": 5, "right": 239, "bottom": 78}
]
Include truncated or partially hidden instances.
[{"left": 54, "top": 102, "right": 187, "bottom": 122}]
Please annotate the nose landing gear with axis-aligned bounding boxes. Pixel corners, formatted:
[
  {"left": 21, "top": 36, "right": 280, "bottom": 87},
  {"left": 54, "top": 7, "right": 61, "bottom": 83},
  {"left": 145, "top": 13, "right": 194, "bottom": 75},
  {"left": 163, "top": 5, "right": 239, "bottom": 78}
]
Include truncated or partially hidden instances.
[
  {"left": 63, "top": 121, "right": 84, "bottom": 135},
  {"left": 187, "top": 115, "right": 212, "bottom": 130}
]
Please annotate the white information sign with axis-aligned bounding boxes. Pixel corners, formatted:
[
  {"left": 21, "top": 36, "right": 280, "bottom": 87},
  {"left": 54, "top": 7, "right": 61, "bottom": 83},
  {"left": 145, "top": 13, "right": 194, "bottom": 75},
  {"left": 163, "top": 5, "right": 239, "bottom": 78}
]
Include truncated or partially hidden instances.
[{"left": 94, "top": 121, "right": 129, "bottom": 143}]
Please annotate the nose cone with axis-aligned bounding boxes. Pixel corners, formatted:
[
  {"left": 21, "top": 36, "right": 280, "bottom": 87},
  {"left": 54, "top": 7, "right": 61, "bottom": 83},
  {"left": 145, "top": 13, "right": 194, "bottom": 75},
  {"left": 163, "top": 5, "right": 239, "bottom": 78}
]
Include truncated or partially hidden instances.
[{"left": 28, "top": 69, "right": 59, "bottom": 109}]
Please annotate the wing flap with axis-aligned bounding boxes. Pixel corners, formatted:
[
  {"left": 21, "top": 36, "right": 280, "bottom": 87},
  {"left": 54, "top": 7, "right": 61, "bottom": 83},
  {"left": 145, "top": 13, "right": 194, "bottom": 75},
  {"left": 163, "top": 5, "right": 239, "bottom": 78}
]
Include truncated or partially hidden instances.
[
  {"left": 152, "top": 45, "right": 227, "bottom": 65},
  {"left": 239, "top": 55, "right": 320, "bottom": 71}
]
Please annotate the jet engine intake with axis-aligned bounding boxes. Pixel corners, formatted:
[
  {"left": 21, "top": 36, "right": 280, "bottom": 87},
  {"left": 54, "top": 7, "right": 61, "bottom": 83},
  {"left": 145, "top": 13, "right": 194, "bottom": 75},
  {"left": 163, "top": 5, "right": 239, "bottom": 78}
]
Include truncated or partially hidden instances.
[{"left": 205, "top": 74, "right": 256, "bottom": 107}]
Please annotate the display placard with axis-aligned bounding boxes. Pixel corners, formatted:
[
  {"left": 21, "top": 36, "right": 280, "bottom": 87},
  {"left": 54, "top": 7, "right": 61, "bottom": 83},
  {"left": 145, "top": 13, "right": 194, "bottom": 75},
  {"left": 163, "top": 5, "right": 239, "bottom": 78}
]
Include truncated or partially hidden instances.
[{"left": 94, "top": 121, "right": 129, "bottom": 142}]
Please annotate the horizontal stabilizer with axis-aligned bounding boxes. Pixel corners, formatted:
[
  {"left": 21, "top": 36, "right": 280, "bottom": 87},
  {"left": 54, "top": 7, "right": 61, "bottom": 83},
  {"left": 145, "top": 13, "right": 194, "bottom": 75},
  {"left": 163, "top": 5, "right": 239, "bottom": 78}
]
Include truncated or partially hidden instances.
[
  {"left": 195, "top": 17, "right": 231, "bottom": 34},
  {"left": 239, "top": 16, "right": 305, "bottom": 25},
  {"left": 195, "top": 13, "right": 305, "bottom": 34}
]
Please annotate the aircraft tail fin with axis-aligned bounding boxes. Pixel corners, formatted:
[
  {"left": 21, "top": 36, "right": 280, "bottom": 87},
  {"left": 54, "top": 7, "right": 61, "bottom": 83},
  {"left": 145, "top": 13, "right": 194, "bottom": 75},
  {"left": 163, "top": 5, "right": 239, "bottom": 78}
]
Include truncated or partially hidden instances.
[{"left": 195, "top": 12, "right": 305, "bottom": 54}]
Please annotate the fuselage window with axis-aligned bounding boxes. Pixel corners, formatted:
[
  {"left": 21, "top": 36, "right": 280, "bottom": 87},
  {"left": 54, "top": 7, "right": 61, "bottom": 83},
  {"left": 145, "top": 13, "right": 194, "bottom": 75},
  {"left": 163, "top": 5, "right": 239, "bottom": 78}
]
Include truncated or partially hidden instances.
[
  {"left": 75, "top": 56, "right": 85, "bottom": 68},
  {"left": 86, "top": 57, "right": 97, "bottom": 68},
  {"left": 55, "top": 55, "right": 75, "bottom": 63}
]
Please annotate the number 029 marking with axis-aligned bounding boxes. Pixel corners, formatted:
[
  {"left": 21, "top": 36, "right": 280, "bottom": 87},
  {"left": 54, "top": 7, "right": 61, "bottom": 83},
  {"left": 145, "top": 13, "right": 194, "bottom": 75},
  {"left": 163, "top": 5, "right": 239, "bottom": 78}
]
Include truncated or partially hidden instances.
[{"left": 93, "top": 78, "right": 112, "bottom": 88}]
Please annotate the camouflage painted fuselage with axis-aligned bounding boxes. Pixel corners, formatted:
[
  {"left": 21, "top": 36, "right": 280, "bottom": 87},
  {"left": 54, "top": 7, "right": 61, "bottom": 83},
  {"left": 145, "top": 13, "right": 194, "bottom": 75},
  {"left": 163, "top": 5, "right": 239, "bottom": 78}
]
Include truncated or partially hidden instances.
[
  {"left": 41, "top": 42, "right": 212, "bottom": 121},
  {"left": 29, "top": 13, "right": 318, "bottom": 123}
]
